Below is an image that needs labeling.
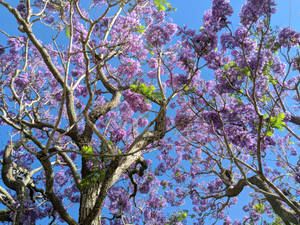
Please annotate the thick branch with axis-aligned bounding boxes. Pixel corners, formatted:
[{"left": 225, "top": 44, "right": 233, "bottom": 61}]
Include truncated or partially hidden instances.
[
  {"left": 37, "top": 151, "right": 78, "bottom": 225},
  {"left": 225, "top": 175, "right": 299, "bottom": 224},
  {"left": 2, "top": 144, "right": 22, "bottom": 191},
  {"left": 81, "top": 91, "right": 121, "bottom": 145},
  {"left": 0, "top": 209, "right": 12, "bottom": 222},
  {"left": 290, "top": 115, "right": 300, "bottom": 126}
]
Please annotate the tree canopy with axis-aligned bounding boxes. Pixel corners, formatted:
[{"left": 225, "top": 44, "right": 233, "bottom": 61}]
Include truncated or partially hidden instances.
[{"left": 0, "top": 0, "right": 299, "bottom": 224}]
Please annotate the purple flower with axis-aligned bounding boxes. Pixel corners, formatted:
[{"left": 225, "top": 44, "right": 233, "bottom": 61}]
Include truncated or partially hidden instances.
[
  {"left": 278, "top": 27, "right": 300, "bottom": 47},
  {"left": 75, "top": 84, "right": 88, "bottom": 97},
  {"left": 239, "top": 0, "right": 276, "bottom": 26},
  {"left": 108, "top": 187, "right": 131, "bottom": 214},
  {"left": 221, "top": 33, "right": 237, "bottom": 51},
  {"left": 118, "top": 57, "right": 141, "bottom": 79},
  {"left": 110, "top": 128, "right": 126, "bottom": 143},
  {"left": 193, "top": 29, "right": 218, "bottom": 55},
  {"left": 138, "top": 117, "right": 148, "bottom": 128},
  {"left": 93, "top": 0, "right": 106, "bottom": 6},
  {"left": 15, "top": 73, "right": 30, "bottom": 88},
  {"left": 7, "top": 37, "right": 24, "bottom": 53},
  {"left": 211, "top": 0, "right": 233, "bottom": 30},
  {"left": 292, "top": 56, "right": 300, "bottom": 71},
  {"left": 272, "top": 56, "right": 286, "bottom": 74},
  {"left": 124, "top": 90, "right": 151, "bottom": 113},
  {"left": 17, "top": 3, "right": 26, "bottom": 18},
  {"left": 250, "top": 211, "right": 260, "bottom": 221},
  {"left": 54, "top": 170, "right": 68, "bottom": 186},
  {"left": 146, "top": 23, "right": 177, "bottom": 47}
]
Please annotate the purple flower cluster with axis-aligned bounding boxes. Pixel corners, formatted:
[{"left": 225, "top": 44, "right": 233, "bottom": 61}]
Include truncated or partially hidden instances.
[
  {"left": 145, "top": 23, "right": 177, "bottom": 47},
  {"left": 278, "top": 27, "right": 300, "bottom": 47},
  {"left": 211, "top": 0, "right": 233, "bottom": 30},
  {"left": 239, "top": 0, "right": 276, "bottom": 26},
  {"left": 110, "top": 128, "right": 126, "bottom": 143},
  {"left": 193, "top": 29, "right": 218, "bottom": 55},
  {"left": 17, "top": 3, "right": 26, "bottom": 18},
  {"left": 15, "top": 73, "right": 30, "bottom": 89},
  {"left": 123, "top": 90, "right": 151, "bottom": 113},
  {"left": 107, "top": 186, "right": 131, "bottom": 214},
  {"left": 220, "top": 32, "right": 237, "bottom": 51},
  {"left": 118, "top": 57, "right": 141, "bottom": 80},
  {"left": 54, "top": 170, "right": 69, "bottom": 187},
  {"left": 203, "top": 0, "right": 233, "bottom": 31}
]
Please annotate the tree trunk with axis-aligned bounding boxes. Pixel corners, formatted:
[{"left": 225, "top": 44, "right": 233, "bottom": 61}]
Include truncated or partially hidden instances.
[
  {"left": 79, "top": 158, "right": 102, "bottom": 225},
  {"left": 79, "top": 182, "right": 102, "bottom": 225}
]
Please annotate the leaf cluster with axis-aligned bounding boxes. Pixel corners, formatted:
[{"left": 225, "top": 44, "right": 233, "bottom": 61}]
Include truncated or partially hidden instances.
[
  {"left": 264, "top": 113, "right": 286, "bottom": 136},
  {"left": 165, "top": 210, "right": 188, "bottom": 225},
  {"left": 130, "top": 83, "right": 162, "bottom": 103},
  {"left": 153, "top": 0, "right": 176, "bottom": 12}
]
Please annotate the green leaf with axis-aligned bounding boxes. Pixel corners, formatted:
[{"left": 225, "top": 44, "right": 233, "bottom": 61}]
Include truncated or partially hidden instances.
[
  {"left": 130, "top": 84, "right": 138, "bottom": 91},
  {"left": 135, "top": 25, "right": 146, "bottom": 33},
  {"left": 65, "top": 27, "right": 70, "bottom": 38},
  {"left": 224, "top": 64, "right": 229, "bottom": 71},
  {"left": 254, "top": 203, "right": 265, "bottom": 214},
  {"left": 81, "top": 145, "right": 94, "bottom": 159},
  {"left": 266, "top": 130, "right": 274, "bottom": 136},
  {"left": 270, "top": 113, "right": 286, "bottom": 130},
  {"left": 154, "top": 0, "right": 175, "bottom": 11}
]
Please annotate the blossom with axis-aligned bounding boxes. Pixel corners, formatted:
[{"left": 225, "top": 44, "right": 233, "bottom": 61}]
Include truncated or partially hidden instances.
[
  {"left": 54, "top": 170, "right": 68, "bottom": 186},
  {"left": 239, "top": 0, "right": 276, "bottom": 26},
  {"left": 107, "top": 187, "right": 131, "bottom": 214},
  {"left": 146, "top": 23, "right": 177, "bottom": 47},
  {"left": 92, "top": 0, "right": 106, "bottom": 6},
  {"left": 138, "top": 117, "right": 148, "bottom": 128},
  {"left": 221, "top": 32, "right": 237, "bottom": 51},
  {"left": 193, "top": 29, "right": 218, "bottom": 55},
  {"left": 15, "top": 73, "right": 30, "bottom": 88},
  {"left": 7, "top": 37, "right": 24, "bottom": 53},
  {"left": 110, "top": 128, "right": 126, "bottom": 143},
  {"left": 278, "top": 27, "right": 300, "bottom": 47},
  {"left": 203, "top": 0, "right": 233, "bottom": 31},
  {"left": 124, "top": 90, "right": 151, "bottom": 113},
  {"left": 17, "top": 3, "right": 26, "bottom": 18},
  {"left": 75, "top": 84, "right": 88, "bottom": 97},
  {"left": 118, "top": 57, "right": 141, "bottom": 79}
]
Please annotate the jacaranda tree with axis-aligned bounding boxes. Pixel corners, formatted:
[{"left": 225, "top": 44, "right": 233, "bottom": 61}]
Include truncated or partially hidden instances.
[{"left": 0, "top": 0, "right": 299, "bottom": 224}]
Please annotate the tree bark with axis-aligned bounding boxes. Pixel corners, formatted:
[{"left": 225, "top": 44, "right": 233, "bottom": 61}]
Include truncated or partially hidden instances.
[{"left": 79, "top": 181, "right": 102, "bottom": 225}]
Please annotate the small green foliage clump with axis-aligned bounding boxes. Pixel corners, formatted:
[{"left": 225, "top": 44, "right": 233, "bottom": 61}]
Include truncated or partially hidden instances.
[
  {"left": 81, "top": 145, "right": 94, "bottom": 159},
  {"left": 154, "top": 0, "right": 176, "bottom": 12},
  {"left": 264, "top": 113, "right": 286, "bottom": 136},
  {"left": 165, "top": 210, "right": 188, "bottom": 225},
  {"left": 253, "top": 202, "right": 265, "bottom": 214},
  {"left": 130, "top": 83, "right": 162, "bottom": 103}
]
